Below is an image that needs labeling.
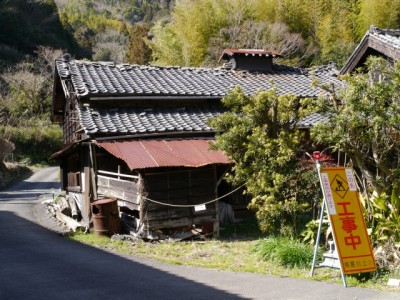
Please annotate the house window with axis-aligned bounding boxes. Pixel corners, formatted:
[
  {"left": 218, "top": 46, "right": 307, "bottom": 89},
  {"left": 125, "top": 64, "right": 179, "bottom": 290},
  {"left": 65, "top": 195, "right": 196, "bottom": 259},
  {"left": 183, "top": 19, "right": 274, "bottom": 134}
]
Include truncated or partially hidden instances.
[{"left": 66, "top": 154, "right": 81, "bottom": 192}]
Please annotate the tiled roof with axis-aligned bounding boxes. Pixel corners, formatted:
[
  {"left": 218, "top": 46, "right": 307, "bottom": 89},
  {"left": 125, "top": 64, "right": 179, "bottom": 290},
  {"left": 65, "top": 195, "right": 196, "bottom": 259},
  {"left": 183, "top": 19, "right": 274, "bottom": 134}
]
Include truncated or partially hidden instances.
[
  {"left": 369, "top": 26, "right": 400, "bottom": 49},
  {"left": 78, "top": 105, "right": 222, "bottom": 135},
  {"left": 55, "top": 59, "right": 340, "bottom": 99},
  {"left": 297, "top": 112, "right": 329, "bottom": 129},
  {"left": 341, "top": 25, "right": 400, "bottom": 74}
]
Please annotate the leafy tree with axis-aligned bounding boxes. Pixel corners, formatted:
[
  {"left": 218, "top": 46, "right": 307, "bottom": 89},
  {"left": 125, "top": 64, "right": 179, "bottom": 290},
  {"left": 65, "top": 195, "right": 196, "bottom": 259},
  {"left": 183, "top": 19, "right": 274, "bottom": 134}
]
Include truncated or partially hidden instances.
[
  {"left": 312, "top": 57, "right": 400, "bottom": 196},
  {"left": 0, "top": 0, "right": 80, "bottom": 67},
  {"left": 209, "top": 87, "right": 318, "bottom": 236},
  {"left": 151, "top": 21, "right": 184, "bottom": 66},
  {"left": 366, "top": 192, "right": 400, "bottom": 244},
  {"left": 316, "top": 4, "right": 356, "bottom": 66},
  {"left": 126, "top": 24, "right": 152, "bottom": 65},
  {"left": 58, "top": 0, "right": 130, "bottom": 60},
  {"left": 208, "top": 21, "right": 309, "bottom": 66},
  {"left": 152, "top": 0, "right": 317, "bottom": 67},
  {"left": 122, "top": 5, "right": 144, "bottom": 23},
  {"left": 0, "top": 46, "right": 63, "bottom": 163},
  {"left": 358, "top": 0, "right": 400, "bottom": 35},
  {"left": 149, "top": 0, "right": 365, "bottom": 67},
  {"left": 163, "top": 0, "right": 219, "bottom": 66},
  {"left": 93, "top": 28, "right": 128, "bottom": 63},
  {"left": 312, "top": 57, "right": 400, "bottom": 247}
]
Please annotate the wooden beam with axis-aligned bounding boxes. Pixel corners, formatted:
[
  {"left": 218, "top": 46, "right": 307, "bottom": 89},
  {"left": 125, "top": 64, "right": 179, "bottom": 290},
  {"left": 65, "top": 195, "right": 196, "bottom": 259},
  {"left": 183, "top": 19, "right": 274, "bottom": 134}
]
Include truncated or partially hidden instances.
[
  {"left": 83, "top": 143, "right": 91, "bottom": 228},
  {"left": 147, "top": 215, "right": 217, "bottom": 229},
  {"left": 217, "top": 166, "right": 229, "bottom": 187},
  {"left": 90, "top": 143, "right": 98, "bottom": 200},
  {"left": 213, "top": 164, "right": 220, "bottom": 237}
]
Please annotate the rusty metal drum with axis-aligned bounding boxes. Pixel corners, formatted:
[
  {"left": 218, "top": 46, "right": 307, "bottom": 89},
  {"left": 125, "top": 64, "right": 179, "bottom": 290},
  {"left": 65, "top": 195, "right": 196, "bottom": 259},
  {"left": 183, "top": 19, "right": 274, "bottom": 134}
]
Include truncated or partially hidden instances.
[{"left": 91, "top": 198, "right": 121, "bottom": 236}]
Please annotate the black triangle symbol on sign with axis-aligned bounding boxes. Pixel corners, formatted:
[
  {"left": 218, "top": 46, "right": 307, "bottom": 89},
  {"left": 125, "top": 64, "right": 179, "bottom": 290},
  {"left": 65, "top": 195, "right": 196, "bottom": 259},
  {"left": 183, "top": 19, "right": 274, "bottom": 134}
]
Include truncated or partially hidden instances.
[{"left": 331, "top": 174, "right": 348, "bottom": 199}]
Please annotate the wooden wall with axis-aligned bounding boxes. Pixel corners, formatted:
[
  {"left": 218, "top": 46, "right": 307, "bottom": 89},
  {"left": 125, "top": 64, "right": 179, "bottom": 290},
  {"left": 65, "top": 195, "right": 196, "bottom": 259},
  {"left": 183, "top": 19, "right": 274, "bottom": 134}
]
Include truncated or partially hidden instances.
[
  {"left": 97, "top": 175, "right": 140, "bottom": 211},
  {"left": 142, "top": 166, "right": 217, "bottom": 231},
  {"left": 92, "top": 147, "right": 222, "bottom": 233}
]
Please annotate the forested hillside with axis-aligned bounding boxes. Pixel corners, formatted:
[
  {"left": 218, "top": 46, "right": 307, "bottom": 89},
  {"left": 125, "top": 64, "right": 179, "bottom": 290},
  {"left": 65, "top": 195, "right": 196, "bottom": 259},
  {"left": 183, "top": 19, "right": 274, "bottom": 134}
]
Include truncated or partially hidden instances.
[
  {"left": 0, "top": 0, "right": 80, "bottom": 68},
  {"left": 151, "top": 0, "right": 400, "bottom": 68},
  {"left": 1, "top": 0, "right": 400, "bottom": 165},
  {"left": 54, "top": 0, "right": 173, "bottom": 63},
  {"left": 3, "top": 0, "right": 400, "bottom": 71},
  {"left": 0, "top": 0, "right": 173, "bottom": 68}
]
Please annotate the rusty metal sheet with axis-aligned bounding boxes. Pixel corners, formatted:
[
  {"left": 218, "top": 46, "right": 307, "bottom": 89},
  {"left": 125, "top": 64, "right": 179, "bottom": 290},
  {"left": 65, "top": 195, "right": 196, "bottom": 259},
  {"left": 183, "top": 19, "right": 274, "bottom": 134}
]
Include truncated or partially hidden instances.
[{"left": 96, "top": 139, "right": 230, "bottom": 170}]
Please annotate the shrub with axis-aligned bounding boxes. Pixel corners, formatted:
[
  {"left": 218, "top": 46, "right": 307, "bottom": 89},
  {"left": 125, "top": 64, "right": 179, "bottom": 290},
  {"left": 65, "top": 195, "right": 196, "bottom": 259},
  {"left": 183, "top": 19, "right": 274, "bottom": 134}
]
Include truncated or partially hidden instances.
[
  {"left": 364, "top": 191, "right": 400, "bottom": 245},
  {"left": 374, "top": 240, "right": 400, "bottom": 272},
  {"left": 0, "top": 162, "right": 32, "bottom": 188},
  {"left": 0, "top": 118, "right": 63, "bottom": 163},
  {"left": 301, "top": 216, "right": 331, "bottom": 246},
  {"left": 0, "top": 138, "right": 15, "bottom": 162},
  {"left": 209, "top": 87, "right": 319, "bottom": 237},
  {"left": 252, "top": 236, "right": 320, "bottom": 268}
]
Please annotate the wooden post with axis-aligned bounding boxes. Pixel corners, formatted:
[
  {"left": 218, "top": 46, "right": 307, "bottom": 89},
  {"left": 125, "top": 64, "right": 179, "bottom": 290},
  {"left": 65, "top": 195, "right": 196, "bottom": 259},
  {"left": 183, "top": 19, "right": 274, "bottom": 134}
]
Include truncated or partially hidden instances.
[
  {"left": 138, "top": 173, "right": 145, "bottom": 231},
  {"left": 213, "top": 165, "right": 220, "bottom": 237},
  {"left": 82, "top": 142, "right": 91, "bottom": 229},
  {"left": 89, "top": 142, "right": 97, "bottom": 200},
  {"left": 60, "top": 160, "right": 67, "bottom": 191}
]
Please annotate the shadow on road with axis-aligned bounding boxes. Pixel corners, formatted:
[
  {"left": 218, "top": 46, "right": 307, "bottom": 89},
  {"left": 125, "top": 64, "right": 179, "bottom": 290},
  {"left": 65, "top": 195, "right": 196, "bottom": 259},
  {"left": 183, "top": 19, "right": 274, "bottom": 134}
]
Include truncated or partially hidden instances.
[
  {"left": 1, "top": 180, "right": 61, "bottom": 193},
  {"left": 0, "top": 192, "right": 58, "bottom": 203},
  {"left": 0, "top": 211, "right": 247, "bottom": 300}
]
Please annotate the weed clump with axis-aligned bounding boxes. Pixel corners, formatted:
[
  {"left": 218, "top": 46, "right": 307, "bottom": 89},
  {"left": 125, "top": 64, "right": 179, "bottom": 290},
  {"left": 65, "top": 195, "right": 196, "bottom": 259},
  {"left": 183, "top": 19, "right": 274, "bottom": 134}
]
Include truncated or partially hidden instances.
[{"left": 252, "top": 236, "right": 319, "bottom": 268}]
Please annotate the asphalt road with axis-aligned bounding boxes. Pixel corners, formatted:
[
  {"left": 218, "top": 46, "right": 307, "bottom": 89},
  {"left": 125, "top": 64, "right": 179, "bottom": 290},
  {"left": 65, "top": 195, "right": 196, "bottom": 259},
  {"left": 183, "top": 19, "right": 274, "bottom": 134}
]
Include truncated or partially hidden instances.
[{"left": 0, "top": 167, "right": 399, "bottom": 300}]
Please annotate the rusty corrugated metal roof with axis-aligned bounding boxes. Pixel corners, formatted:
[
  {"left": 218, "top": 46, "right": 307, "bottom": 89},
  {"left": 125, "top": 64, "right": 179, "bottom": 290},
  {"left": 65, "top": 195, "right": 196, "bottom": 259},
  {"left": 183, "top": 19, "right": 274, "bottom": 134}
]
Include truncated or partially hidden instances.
[{"left": 96, "top": 139, "right": 230, "bottom": 170}]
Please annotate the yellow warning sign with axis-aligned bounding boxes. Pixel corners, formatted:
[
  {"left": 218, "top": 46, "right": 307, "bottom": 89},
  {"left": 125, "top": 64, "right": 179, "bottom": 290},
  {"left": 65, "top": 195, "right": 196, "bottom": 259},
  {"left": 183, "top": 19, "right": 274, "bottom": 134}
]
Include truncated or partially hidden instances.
[{"left": 320, "top": 167, "right": 376, "bottom": 274}]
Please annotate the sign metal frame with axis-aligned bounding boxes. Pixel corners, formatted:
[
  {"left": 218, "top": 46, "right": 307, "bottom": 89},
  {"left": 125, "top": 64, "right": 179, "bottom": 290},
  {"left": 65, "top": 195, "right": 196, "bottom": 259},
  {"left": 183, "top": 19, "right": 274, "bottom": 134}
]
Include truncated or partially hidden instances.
[{"left": 310, "top": 158, "right": 376, "bottom": 287}]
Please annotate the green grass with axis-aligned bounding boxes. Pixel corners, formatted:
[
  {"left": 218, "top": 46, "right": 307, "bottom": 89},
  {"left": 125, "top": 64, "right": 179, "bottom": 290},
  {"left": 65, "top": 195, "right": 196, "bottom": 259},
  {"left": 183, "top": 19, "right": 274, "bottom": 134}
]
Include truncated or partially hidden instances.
[
  {"left": 67, "top": 231, "right": 400, "bottom": 293},
  {"left": 251, "top": 236, "right": 319, "bottom": 268}
]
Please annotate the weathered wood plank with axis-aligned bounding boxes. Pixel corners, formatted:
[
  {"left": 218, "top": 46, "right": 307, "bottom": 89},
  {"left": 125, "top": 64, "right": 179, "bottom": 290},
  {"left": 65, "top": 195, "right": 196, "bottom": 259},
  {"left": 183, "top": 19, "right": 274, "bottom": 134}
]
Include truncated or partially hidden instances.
[
  {"left": 147, "top": 215, "right": 217, "bottom": 229},
  {"left": 97, "top": 176, "right": 109, "bottom": 187},
  {"left": 145, "top": 196, "right": 216, "bottom": 210},
  {"left": 97, "top": 174, "right": 140, "bottom": 204},
  {"left": 98, "top": 187, "right": 140, "bottom": 205},
  {"left": 146, "top": 208, "right": 191, "bottom": 221},
  {"left": 140, "top": 166, "right": 219, "bottom": 230},
  {"left": 148, "top": 218, "right": 192, "bottom": 229},
  {"left": 117, "top": 199, "right": 140, "bottom": 211},
  {"left": 146, "top": 197, "right": 191, "bottom": 210},
  {"left": 193, "top": 215, "right": 217, "bottom": 224},
  {"left": 98, "top": 177, "right": 139, "bottom": 193},
  {"left": 148, "top": 189, "right": 190, "bottom": 199},
  {"left": 108, "top": 178, "right": 127, "bottom": 190}
]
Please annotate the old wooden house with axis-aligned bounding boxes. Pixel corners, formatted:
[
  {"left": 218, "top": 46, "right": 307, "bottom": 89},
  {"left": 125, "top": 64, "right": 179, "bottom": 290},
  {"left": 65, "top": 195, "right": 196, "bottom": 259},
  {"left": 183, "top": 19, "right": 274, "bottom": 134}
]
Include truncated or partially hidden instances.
[
  {"left": 341, "top": 25, "right": 400, "bottom": 74},
  {"left": 51, "top": 49, "right": 339, "bottom": 236}
]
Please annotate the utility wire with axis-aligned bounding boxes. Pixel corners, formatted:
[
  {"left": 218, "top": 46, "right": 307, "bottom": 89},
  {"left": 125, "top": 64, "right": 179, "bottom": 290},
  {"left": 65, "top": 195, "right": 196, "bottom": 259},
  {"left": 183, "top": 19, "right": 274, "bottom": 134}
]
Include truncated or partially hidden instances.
[{"left": 141, "top": 183, "right": 246, "bottom": 208}]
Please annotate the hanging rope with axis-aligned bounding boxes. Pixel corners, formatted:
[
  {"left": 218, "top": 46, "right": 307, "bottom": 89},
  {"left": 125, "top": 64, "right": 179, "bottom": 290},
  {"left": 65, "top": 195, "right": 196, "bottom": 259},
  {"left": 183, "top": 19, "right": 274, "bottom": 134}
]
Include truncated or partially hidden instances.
[{"left": 141, "top": 183, "right": 246, "bottom": 208}]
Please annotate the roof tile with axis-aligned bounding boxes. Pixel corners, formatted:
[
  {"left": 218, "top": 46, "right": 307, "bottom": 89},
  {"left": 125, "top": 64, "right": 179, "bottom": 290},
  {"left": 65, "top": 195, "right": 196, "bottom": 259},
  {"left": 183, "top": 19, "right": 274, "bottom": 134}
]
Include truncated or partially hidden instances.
[
  {"left": 78, "top": 105, "right": 223, "bottom": 135},
  {"left": 298, "top": 112, "right": 329, "bottom": 129},
  {"left": 370, "top": 26, "right": 400, "bottom": 49},
  {"left": 55, "top": 59, "right": 340, "bottom": 99}
]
